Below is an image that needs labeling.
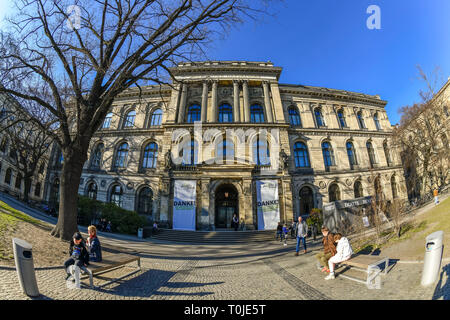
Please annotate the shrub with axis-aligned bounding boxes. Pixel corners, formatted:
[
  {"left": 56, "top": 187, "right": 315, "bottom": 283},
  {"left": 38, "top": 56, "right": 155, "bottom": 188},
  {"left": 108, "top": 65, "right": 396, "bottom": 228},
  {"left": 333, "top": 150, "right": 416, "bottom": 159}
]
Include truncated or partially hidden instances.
[
  {"left": 77, "top": 196, "right": 146, "bottom": 235},
  {"left": 306, "top": 208, "right": 323, "bottom": 230}
]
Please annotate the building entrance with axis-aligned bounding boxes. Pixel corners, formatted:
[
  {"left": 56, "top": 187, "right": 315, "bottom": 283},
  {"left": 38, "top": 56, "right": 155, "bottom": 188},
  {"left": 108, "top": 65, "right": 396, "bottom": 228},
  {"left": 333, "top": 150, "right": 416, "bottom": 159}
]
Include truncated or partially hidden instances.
[{"left": 215, "top": 184, "right": 239, "bottom": 229}]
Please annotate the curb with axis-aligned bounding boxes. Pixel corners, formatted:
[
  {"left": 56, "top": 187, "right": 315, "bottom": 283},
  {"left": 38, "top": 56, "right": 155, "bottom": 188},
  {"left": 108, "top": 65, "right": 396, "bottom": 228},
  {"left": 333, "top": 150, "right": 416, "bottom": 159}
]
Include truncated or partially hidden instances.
[{"left": 396, "top": 257, "right": 450, "bottom": 264}]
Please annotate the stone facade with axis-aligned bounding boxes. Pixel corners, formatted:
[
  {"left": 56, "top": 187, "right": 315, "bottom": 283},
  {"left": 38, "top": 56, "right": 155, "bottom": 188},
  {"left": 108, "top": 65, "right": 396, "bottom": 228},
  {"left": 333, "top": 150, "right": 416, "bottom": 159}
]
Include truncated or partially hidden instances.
[{"left": 45, "top": 61, "right": 407, "bottom": 230}]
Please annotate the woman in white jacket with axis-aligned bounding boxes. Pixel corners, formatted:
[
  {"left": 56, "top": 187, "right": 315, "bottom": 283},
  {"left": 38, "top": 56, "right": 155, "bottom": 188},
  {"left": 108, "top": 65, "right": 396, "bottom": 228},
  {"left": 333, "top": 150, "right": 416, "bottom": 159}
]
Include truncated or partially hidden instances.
[{"left": 325, "top": 233, "right": 353, "bottom": 280}]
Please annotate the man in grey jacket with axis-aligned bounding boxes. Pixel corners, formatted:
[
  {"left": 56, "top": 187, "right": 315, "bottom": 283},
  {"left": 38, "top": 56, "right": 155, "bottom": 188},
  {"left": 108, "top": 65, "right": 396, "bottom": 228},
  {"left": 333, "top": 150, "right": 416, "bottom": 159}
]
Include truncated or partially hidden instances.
[{"left": 295, "top": 216, "right": 308, "bottom": 256}]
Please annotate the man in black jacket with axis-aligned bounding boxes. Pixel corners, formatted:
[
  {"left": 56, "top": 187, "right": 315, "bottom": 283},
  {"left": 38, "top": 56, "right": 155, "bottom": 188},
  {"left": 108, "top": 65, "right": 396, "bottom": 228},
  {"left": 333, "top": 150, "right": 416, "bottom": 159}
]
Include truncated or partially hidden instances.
[{"left": 64, "top": 232, "right": 90, "bottom": 280}]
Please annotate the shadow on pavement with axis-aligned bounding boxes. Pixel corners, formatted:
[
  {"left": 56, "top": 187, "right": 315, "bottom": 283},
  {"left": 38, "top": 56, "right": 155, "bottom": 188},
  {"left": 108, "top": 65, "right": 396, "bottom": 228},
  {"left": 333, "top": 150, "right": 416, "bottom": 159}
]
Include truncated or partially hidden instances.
[
  {"left": 95, "top": 269, "right": 221, "bottom": 298},
  {"left": 432, "top": 263, "right": 450, "bottom": 300}
]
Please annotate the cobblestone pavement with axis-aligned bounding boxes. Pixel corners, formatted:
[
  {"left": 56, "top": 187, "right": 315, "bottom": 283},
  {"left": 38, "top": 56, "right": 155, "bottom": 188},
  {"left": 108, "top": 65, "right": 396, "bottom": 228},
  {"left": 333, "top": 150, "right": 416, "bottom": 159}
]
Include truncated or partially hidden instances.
[{"left": 1, "top": 238, "right": 448, "bottom": 300}]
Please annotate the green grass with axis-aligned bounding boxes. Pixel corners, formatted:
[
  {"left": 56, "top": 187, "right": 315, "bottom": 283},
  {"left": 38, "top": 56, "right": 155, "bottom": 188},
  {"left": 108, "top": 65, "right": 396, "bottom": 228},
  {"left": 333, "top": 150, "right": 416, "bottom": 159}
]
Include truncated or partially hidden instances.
[
  {"left": 353, "top": 196, "right": 450, "bottom": 256},
  {"left": 0, "top": 201, "right": 47, "bottom": 260}
]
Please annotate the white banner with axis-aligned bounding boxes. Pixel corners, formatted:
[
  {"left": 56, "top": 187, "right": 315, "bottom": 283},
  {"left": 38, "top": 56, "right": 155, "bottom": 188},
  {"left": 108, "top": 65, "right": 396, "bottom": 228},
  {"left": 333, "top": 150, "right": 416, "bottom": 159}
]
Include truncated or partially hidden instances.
[
  {"left": 256, "top": 180, "right": 280, "bottom": 230},
  {"left": 173, "top": 180, "right": 197, "bottom": 231}
]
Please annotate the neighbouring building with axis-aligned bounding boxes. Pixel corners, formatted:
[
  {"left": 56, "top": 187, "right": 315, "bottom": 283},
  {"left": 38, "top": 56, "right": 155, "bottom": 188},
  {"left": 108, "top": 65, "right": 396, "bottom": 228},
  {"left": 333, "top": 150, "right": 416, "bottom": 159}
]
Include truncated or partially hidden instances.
[{"left": 44, "top": 61, "right": 407, "bottom": 231}]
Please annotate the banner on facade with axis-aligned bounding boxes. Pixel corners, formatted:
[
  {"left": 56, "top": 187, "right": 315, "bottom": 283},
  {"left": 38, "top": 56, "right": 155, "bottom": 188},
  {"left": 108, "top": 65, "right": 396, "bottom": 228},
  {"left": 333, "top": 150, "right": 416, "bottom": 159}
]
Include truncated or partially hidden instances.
[
  {"left": 256, "top": 180, "right": 280, "bottom": 230},
  {"left": 323, "top": 196, "right": 373, "bottom": 233},
  {"left": 173, "top": 180, "right": 196, "bottom": 231}
]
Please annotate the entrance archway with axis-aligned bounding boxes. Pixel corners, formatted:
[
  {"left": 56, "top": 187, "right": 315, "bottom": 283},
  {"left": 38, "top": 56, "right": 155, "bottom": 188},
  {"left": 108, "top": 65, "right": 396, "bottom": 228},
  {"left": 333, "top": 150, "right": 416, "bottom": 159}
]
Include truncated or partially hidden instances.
[
  {"left": 299, "top": 186, "right": 314, "bottom": 216},
  {"left": 215, "top": 184, "right": 239, "bottom": 229}
]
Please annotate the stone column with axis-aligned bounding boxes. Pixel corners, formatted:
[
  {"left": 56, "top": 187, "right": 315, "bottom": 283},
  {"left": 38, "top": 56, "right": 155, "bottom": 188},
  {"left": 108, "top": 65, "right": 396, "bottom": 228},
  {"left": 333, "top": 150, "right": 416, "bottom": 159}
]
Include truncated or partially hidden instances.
[
  {"left": 233, "top": 81, "right": 240, "bottom": 122},
  {"left": 243, "top": 81, "right": 250, "bottom": 122},
  {"left": 211, "top": 80, "right": 218, "bottom": 122},
  {"left": 263, "top": 81, "right": 273, "bottom": 123},
  {"left": 270, "top": 82, "right": 286, "bottom": 123},
  {"left": 177, "top": 83, "right": 188, "bottom": 123},
  {"left": 201, "top": 81, "right": 208, "bottom": 123}
]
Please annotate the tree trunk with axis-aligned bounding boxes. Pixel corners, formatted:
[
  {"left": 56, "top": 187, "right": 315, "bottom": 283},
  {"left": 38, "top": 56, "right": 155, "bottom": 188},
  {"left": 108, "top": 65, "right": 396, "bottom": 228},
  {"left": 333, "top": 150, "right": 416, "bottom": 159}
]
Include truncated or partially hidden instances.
[{"left": 50, "top": 153, "right": 85, "bottom": 241}]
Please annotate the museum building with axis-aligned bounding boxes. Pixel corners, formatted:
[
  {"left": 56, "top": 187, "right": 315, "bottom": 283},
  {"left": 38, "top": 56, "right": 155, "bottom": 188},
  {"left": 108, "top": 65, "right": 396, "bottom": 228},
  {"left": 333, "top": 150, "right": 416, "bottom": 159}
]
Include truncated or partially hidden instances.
[{"left": 44, "top": 61, "right": 407, "bottom": 231}]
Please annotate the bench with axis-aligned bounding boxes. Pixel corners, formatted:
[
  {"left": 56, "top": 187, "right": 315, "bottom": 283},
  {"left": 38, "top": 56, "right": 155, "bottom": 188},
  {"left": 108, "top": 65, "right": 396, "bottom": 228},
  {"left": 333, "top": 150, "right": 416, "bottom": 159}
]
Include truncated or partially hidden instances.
[
  {"left": 79, "top": 253, "right": 141, "bottom": 289},
  {"left": 335, "top": 254, "right": 389, "bottom": 289}
]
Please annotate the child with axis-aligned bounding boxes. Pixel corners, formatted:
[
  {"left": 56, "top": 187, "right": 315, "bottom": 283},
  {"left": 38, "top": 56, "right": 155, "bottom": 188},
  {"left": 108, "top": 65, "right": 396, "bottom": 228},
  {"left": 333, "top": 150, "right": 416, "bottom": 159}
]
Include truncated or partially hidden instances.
[
  {"left": 282, "top": 224, "right": 288, "bottom": 246},
  {"left": 64, "top": 232, "right": 90, "bottom": 280},
  {"left": 324, "top": 233, "right": 353, "bottom": 280},
  {"left": 86, "top": 225, "right": 102, "bottom": 262}
]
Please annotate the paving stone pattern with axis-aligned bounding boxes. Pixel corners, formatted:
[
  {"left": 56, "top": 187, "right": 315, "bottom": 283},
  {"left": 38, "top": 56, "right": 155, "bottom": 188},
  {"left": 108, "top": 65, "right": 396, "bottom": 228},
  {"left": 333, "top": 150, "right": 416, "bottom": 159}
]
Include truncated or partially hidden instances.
[{"left": 1, "top": 243, "right": 448, "bottom": 300}]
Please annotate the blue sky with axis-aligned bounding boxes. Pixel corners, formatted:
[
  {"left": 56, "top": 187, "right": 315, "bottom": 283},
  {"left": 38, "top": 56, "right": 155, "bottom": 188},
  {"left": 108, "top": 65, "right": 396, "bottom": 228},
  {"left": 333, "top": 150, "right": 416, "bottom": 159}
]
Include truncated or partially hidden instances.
[
  {"left": 1, "top": 0, "right": 449, "bottom": 125},
  {"left": 203, "top": 0, "right": 450, "bottom": 125}
]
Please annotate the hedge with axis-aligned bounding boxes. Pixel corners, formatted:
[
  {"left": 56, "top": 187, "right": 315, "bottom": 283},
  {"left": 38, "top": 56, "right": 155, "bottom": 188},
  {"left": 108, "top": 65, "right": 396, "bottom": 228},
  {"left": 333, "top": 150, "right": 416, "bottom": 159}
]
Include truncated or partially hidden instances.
[{"left": 77, "top": 196, "right": 146, "bottom": 235}]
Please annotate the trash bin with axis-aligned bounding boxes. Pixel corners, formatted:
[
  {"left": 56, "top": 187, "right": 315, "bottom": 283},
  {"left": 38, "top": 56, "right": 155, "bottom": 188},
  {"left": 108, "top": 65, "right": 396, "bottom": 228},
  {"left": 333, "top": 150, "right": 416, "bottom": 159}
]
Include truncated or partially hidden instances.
[
  {"left": 137, "top": 228, "right": 143, "bottom": 239},
  {"left": 421, "top": 230, "right": 444, "bottom": 287},
  {"left": 12, "top": 238, "right": 39, "bottom": 297}
]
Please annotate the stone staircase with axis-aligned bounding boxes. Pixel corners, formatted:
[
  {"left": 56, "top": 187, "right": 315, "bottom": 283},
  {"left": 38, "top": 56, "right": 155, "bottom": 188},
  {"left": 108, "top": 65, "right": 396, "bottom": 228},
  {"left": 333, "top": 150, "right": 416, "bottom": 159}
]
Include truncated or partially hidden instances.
[{"left": 147, "top": 228, "right": 277, "bottom": 244}]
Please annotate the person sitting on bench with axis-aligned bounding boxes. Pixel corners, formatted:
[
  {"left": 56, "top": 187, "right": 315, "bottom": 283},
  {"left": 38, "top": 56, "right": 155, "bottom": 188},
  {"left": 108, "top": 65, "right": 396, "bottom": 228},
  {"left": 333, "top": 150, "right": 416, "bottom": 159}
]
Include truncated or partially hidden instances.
[
  {"left": 86, "top": 225, "right": 102, "bottom": 262},
  {"left": 64, "top": 232, "right": 90, "bottom": 280},
  {"left": 315, "top": 226, "right": 337, "bottom": 273},
  {"left": 325, "top": 233, "right": 353, "bottom": 280}
]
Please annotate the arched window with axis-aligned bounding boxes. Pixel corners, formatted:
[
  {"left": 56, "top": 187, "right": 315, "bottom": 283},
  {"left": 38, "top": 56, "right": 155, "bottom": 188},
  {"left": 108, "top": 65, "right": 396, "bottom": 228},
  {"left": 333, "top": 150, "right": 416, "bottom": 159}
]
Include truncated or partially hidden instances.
[
  {"left": 250, "top": 104, "right": 265, "bottom": 123},
  {"left": 114, "top": 142, "right": 129, "bottom": 169},
  {"left": 374, "top": 176, "right": 382, "bottom": 199},
  {"left": 444, "top": 106, "right": 449, "bottom": 117},
  {"left": 218, "top": 104, "right": 233, "bottom": 123},
  {"left": 442, "top": 133, "right": 449, "bottom": 148},
  {"left": 374, "top": 112, "right": 381, "bottom": 130},
  {"left": 288, "top": 107, "right": 301, "bottom": 126},
  {"left": 34, "top": 182, "right": 42, "bottom": 197},
  {"left": 357, "top": 111, "right": 366, "bottom": 129},
  {"left": 299, "top": 186, "right": 314, "bottom": 215},
  {"left": 322, "top": 141, "right": 335, "bottom": 170},
  {"left": 354, "top": 180, "right": 363, "bottom": 198},
  {"left": 181, "top": 140, "right": 198, "bottom": 165},
  {"left": 50, "top": 178, "right": 60, "bottom": 207},
  {"left": 4, "top": 168, "right": 12, "bottom": 184},
  {"left": 102, "top": 112, "right": 113, "bottom": 129},
  {"left": 391, "top": 176, "right": 398, "bottom": 199},
  {"left": 142, "top": 142, "right": 158, "bottom": 169},
  {"left": 383, "top": 141, "right": 392, "bottom": 166},
  {"left": 346, "top": 141, "right": 357, "bottom": 168},
  {"left": 123, "top": 110, "right": 136, "bottom": 128},
  {"left": 252, "top": 136, "right": 270, "bottom": 165},
  {"left": 314, "top": 108, "right": 325, "bottom": 127},
  {"left": 110, "top": 184, "right": 123, "bottom": 207},
  {"left": 137, "top": 187, "right": 153, "bottom": 216},
  {"left": 366, "top": 142, "right": 376, "bottom": 168},
  {"left": 186, "top": 104, "right": 201, "bottom": 123},
  {"left": 90, "top": 143, "right": 104, "bottom": 170},
  {"left": 328, "top": 183, "right": 341, "bottom": 202},
  {"left": 216, "top": 139, "right": 235, "bottom": 163},
  {"left": 87, "top": 182, "right": 98, "bottom": 200},
  {"left": 150, "top": 108, "right": 163, "bottom": 126},
  {"left": 15, "top": 173, "right": 22, "bottom": 189},
  {"left": 294, "top": 142, "right": 310, "bottom": 168},
  {"left": 434, "top": 114, "right": 441, "bottom": 126},
  {"left": 337, "top": 109, "right": 346, "bottom": 128}
]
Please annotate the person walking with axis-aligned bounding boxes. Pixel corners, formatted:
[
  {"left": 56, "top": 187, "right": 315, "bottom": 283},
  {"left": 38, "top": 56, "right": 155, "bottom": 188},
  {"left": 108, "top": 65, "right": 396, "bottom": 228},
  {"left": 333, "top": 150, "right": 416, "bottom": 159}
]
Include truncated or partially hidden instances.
[
  {"left": 295, "top": 216, "right": 308, "bottom": 256},
  {"left": 232, "top": 214, "right": 239, "bottom": 231},
  {"left": 276, "top": 222, "right": 283, "bottom": 241},
  {"left": 433, "top": 188, "right": 439, "bottom": 205}
]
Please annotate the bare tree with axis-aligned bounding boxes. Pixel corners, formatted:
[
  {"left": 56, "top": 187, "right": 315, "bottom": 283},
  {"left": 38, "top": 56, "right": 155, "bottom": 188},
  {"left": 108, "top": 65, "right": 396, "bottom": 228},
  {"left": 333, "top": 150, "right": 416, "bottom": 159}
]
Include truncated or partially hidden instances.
[
  {"left": 393, "top": 66, "right": 450, "bottom": 199},
  {"left": 0, "top": 0, "right": 276, "bottom": 240},
  {"left": 0, "top": 91, "right": 53, "bottom": 203}
]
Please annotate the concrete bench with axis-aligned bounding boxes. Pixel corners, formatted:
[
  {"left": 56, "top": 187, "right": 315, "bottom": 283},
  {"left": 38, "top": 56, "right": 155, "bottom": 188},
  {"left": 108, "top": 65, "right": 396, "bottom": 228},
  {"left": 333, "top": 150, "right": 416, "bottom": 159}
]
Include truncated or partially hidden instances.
[
  {"left": 79, "top": 253, "right": 141, "bottom": 289},
  {"left": 336, "top": 254, "right": 389, "bottom": 289}
]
